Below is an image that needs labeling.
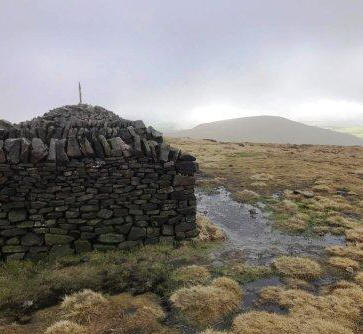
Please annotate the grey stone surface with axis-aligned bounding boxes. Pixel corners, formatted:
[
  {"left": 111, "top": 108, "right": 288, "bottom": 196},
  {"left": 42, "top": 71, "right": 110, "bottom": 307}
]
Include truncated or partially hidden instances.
[
  {"left": 127, "top": 227, "right": 146, "bottom": 241},
  {"left": 4, "top": 138, "right": 21, "bottom": 164},
  {"left": 31, "top": 138, "right": 48, "bottom": 163},
  {"left": 8, "top": 209, "right": 27, "bottom": 223},
  {"left": 67, "top": 137, "right": 82, "bottom": 158},
  {"left": 0, "top": 104, "right": 197, "bottom": 260}
]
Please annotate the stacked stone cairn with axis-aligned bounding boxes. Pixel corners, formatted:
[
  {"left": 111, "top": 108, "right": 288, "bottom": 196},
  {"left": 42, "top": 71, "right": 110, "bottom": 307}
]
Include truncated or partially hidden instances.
[{"left": 0, "top": 105, "right": 198, "bottom": 261}]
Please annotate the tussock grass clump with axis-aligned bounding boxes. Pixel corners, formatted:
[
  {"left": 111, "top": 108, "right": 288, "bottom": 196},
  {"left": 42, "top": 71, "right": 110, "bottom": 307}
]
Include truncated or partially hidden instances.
[
  {"left": 211, "top": 277, "right": 243, "bottom": 299},
  {"left": 220, "top": 263, "right": 273, "bottom": 283},
  {"left": 281, "top": 200, "right": 298, "bottom": 213},
  {"left": 231, "top": 311, "right": 351, "bottom": 334},
  {"left": 280, "top": 216, "right": 307, "bottom": 232},
  {"left": 170, "top": 277, "right": 242, "bottom": 327},
  {"left": 250, "top": 173, "right": 273, "bottom": 181},
  {"left": 44, "top": 320, "right": 86, "bottom": 334},
  {"left": 326, "top": 245, "right": 363, "bottom": 261},
  {"left": 327, "top": 256, "right": 359, "bottom": 271},
  {"left": 272, "top": 256, "right": 323, "bottom": 280},
  {"left": 259, "top": 287, "right": 361, "bottom": 330},
  {"left": 330, "top": 286, "right": 363, "bottom": 308},
  {"left": 234, "top": 189, "right": 260, "bottom": 202},
  {"left": 196, "top": 213, "right": 226, "bottom": 242},
  {"left": 87, "top": 293, "right": 166, "bottom": 334},
  {"left": 325, "top": 215, "right": 359, "bottom": 229},
  {"left": 355, "top": 272, "right": 363, "bottom": 287},
  {"left": 172, "top": 265, "right": 211, "bottom": 286},
  {"left": 345, "top": 226, "right": 363, "bottom": 242},
  {"left": 306, "top": 196, "right": 352, "bottom": 212},
  {"left": 199, "top": 330, "right": 227, "bottom": 334},
  {"left": 312, "top": 184, "right": 332, "bottom": 193},
  {"left": 232, "top": 311, "right": 297, "bottom": 334},
  {"left": 61, "top": 289, "right": 108, "bottom": 324},
  {"left": 250, "top": 181, "right": 267, "bottom": 188}
]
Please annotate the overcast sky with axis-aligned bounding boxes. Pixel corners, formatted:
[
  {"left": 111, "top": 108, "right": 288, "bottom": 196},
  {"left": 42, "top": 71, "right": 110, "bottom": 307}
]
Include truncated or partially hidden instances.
[{"left": 1, "top": 1, "right": 363, "bottom": 128}]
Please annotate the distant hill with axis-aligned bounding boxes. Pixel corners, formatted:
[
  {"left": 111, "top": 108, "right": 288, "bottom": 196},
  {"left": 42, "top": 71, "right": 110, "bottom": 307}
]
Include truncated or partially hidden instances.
[{"left": 168, "top": 116, "right": 363, "bottom": 146}]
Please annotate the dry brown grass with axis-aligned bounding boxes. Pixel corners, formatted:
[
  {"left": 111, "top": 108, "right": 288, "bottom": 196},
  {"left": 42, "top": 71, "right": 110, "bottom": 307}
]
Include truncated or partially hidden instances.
[
  {"left": 167, "top": 138, "right": 363, "bottom": 205},
  {"left": 259, "top": 286, "right": 361, "bottom": 331},
  {"left": 87, "top": 293, "right": 168, "bottom": 334},
  {"left": 355, "top": 271, "right": 363, "bottom": 287},
  {"left": 199, "top": 330, "right": 227, "bottom": 334},
  {"left": 172, "top": 265, "right": 211, "bottom": 286},
  {"left": 61, "top": 290, "right": 108, "bottom": 324},
  {"left": 44, "top": 321, "right": 86, "bottom": 334},
  {"left": 327, "top": 256, "right": 360, "bottom": 271},
  {"left": 196, "top": 213, "right": 227, "bottom": 242},
  {"left": 325, "top": 215, "right": 360, "bottom": 229},
  {"left": 231, "top": 311, "right": 354, "bottom": 334},
  {"left": 167, "top": 137, "right": 363, "bottom": 241},
  {"left": 170, "top": 277, "right": 242, "bottom": 327},
  {"left": 233, "top": 189, "right": 260, "bottom": 202},
  {"left": 272, "top": 256, "right": 323, "bottom": 280},
  {"left": 326, "top": 244, "right": 363, "bottom": 261},
  {"left": 278, "top": 215, "right": 308, "bottom": 232},
  {"left": 345, "top": 226, "right": 363, "bottom": 242}
]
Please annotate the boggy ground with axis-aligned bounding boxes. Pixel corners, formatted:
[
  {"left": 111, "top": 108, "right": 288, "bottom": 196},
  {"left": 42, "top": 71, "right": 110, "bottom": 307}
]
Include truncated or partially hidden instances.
[{"left": 0, "top": 138, "right": 362, "bottom": 333}]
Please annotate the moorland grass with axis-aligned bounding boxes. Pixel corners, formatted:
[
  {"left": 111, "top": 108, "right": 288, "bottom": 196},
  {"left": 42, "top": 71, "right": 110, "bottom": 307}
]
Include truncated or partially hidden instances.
[
  {"left": 272, "top": 256, "right": 323, "bottom": 280},
  {"left": 170, "top": 277, "right": 242, "bottom": 327}
]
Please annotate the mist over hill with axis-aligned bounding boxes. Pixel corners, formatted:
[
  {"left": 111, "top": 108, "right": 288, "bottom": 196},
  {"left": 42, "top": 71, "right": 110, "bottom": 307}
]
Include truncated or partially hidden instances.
[{"left": 168, "top": 116, "right": 363, "bottom": 146}]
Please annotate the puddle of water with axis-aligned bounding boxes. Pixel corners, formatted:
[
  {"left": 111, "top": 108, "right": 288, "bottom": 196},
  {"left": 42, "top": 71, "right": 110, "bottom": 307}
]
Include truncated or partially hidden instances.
[
  {"left": 242, "top": 277, "right": 285, "bottom": 312},
  {"left": 197, "top": 188, "right": 345, "bottom": 266}
]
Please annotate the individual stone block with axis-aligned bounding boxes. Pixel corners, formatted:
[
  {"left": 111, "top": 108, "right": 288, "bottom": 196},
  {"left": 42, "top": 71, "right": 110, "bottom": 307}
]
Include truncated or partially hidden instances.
[
  {"left": 118, "top": 240, "right": 141, "bottom": 249},
  {"left": 147, "top": 126, "right": 163, "bottom": 141},
  {"left": 92, "top": 135, "right": 105, "bottom": 158},
  {"left": 173, "top": 175, "right": 195, "bottom": 186},
  {"left": 141, "top": 138, "right": 152, "bottom": 157},
  {"left": 0, "top": 140, "right": 6, "bottom": 163},
  {"left": 169, "top": 147, "right": 180, "bottom": 162},
  {"left": 45, "top": 234, "right": 74, "bottom": 245},
  {"left": 6, "top": 237, "right": 20, "bottom": 245},
  {"left": 2, "top": 245, "right": 25, "bottom": 253},
  {"left": 109, "top": 137, "right": 131, "bottom": 157},
  {"left": 179, "top": 152, "right": 196, "bottom": 161},
  {"left": 97, "top": 209, "right": 113, "bottom": 219},
  {"left": 74, "top": 240, "right": 92, "bottom": 253},
  {"left": 8, "top": 209, "right": 27, "bottom": 222},
  {"left": 67, "top": 137, "right": 82, "bottom": 158},
  {"left": 114, "top": 223, "right": 132, "bottom": 235},
  {"left": 99, "top": 135, "right": 111, "bottom": 157},
  {"left": 133, "top": 135, "right": 143, "bottom": 157},
  {"left": 21, "top": 232, "right": 43, "bottom": 246},
  {"left": 176, "top": 161, "right": 199, "bottom": 175},
  {"left": 55, "top": 139, "right": 69, "bottom": 163},
  {"left": 79, "top": 137, "right": 95, "bottom": 157},
  {"left": 6, "top": 253, "right": 25, "bottom": 261},
  {"left": 98, "top": 233, "right": 125, "bottom": 243},
  {"left": 20, "top": 138, "right": 31, "bottom": 163},
  {"left": 4, "top": 138, "right": 21, "bottom": 164},
  {"left": 48, "top": 139, "right": 56, "bottom": 161},
  {"left": 31, "top": 138, "right": 48, "bottom": 163},
  {"left": 50, "top": 244, "right": 74, "bottom": 257},
  {"left": 175, "top": 222, "right": 196, "bottom": 233},
  {"left": 161, "top": 225, "right": 174, "bottom": 236},
  {"left": 159, "top": 143, "right": 170, "bottom": 162},
  {"left": 127, "top": 227, "right": 146, "bottom": 241}
]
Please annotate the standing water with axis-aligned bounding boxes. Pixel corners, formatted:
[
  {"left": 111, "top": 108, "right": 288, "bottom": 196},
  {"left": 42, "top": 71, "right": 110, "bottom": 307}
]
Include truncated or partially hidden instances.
[{"left": 197, "top": 188, "right": 344, "bottom": 266}]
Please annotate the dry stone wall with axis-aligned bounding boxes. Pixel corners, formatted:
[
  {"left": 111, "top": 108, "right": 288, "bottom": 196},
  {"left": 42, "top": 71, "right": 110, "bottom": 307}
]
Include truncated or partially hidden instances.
[{"left": 0, "top": 105, "right": 198, "bottom": 261}]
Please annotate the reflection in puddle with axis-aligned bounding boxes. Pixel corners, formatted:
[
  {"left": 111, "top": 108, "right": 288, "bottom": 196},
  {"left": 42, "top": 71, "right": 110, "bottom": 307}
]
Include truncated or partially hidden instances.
[{"left": 197, "top": 188, "right": 345, "bottom": 266}]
